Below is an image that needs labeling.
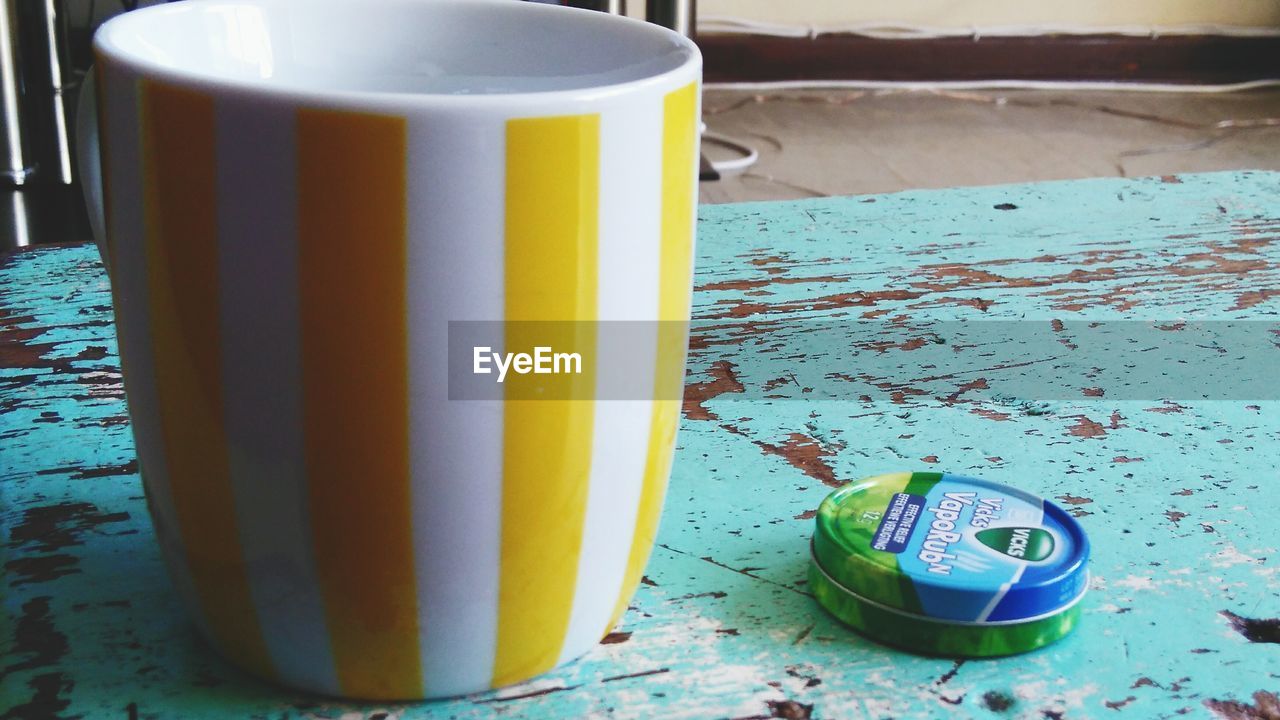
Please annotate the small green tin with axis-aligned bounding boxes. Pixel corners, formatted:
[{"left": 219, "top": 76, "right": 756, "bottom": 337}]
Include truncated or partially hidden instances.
[{"left": 809, "top": 471, "right": 1090, "bottom": 657}]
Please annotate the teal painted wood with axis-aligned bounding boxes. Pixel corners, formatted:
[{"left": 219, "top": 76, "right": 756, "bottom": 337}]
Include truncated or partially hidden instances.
[{"left": 3, "top": 171, "right": 1278, "bottom": 719}]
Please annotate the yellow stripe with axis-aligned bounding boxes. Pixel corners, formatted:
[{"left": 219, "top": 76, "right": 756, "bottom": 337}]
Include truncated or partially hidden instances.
[
  {"left": 139, "top": 80, "right": 275, "bottom": 679},
  {"left": 493, "top": 114, "right": 599, "bottom": 686},
  {"left": 609, "top": 82, "right": 698, "bottom": 629},
  {"left": 296, "top": 108, "right": 421, "bottom": 699}
]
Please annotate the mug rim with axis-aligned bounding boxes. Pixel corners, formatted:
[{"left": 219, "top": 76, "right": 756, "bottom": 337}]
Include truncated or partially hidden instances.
[{"left": 93, "top": 0, "right": 701, "bottom": 109}]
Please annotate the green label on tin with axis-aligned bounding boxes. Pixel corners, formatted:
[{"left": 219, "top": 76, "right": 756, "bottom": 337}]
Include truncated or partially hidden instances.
[{"left": 976, "top": 527, "right": 1055, "bottom": 562}]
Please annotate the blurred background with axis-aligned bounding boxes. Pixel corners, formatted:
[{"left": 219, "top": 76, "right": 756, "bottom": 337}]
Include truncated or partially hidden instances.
[{"left": 1, "top": 0, "right": 1278, "bottom": 250}]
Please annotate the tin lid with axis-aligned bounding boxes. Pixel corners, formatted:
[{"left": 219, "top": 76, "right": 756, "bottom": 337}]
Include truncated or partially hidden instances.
[{"left": 812, "top": 472, "right": 1090, "bottom": 624}]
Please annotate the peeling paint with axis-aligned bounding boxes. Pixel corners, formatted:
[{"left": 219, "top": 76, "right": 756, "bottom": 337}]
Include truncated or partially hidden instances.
[
  {"left": 3, "top": 597, "right": 73, "bottom": 717},
  {"left": 1220, "top": 611, "right": 1280, "bottom": 644},
  {"left": 1205, "top": 691, "right": 1280, "bottom": 720},
  {"left": 683, "top": 360, "right": 745, "bottom": 421},
  {"left": 754, "top": 433, "right": 842, "bottom": 487}
]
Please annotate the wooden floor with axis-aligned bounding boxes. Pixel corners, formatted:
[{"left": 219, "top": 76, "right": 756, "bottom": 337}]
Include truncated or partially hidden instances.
[{"left": 700, "top": 88, "right": 1280, "bottom": 203}]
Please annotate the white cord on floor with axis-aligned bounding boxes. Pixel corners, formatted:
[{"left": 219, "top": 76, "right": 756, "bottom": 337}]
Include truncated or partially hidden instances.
[
  {"left": 702, "top": 129, "right": 760, "bottom": 175},
  {"left": 705, "top": 78, "right": 1280, "bottom": 94}
]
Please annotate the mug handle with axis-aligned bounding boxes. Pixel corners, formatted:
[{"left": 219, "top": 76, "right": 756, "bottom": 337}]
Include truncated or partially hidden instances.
[{"left": 75, "top": 70, "right": 109, "bottom": 272}]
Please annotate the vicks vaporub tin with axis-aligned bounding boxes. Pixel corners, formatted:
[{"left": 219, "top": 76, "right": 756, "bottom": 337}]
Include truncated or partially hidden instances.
[{"left": 809, "top": 471, "right": 1090, "bottom": 656}]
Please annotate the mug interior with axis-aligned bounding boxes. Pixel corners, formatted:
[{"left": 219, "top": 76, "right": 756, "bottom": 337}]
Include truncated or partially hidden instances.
[{"left": 95, "top": 0, "right": 696, "bottom": 96}]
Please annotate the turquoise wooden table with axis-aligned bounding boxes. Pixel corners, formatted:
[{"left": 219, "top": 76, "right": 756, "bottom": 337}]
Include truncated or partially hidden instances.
[{"left": 3, "top": 171, "right": 1278, "bottom": 719}]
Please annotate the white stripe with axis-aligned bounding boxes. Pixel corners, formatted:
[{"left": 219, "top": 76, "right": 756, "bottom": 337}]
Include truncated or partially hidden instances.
[
  {"left": 558, "top": 96, "right": 664, "bottom": 663},
  {"left": 976, "top": 571, "right": 1021, "bottom": 623},
  {"left": 406, "top": 109, "right": 505, "bottom": 696},
  {"left": 214, "top": 96, "right": 339, "bottom": 694},
  {"left": 101, "top": 66, "right": 210, "bottom": 639}
]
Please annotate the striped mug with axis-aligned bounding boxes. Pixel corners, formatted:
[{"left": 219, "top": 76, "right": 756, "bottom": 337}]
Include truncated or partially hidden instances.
[{"left": 77, "top": 0, "right": 700, "bottom": 700}]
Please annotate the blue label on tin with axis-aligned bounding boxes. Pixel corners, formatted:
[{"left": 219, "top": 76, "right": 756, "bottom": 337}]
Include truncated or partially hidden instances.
[
  {"left": 894, "top": 474, "right": 1086, "bottom": 622},
  {"left": 871, "top": 493, "right": 926, "bottom": 554}
]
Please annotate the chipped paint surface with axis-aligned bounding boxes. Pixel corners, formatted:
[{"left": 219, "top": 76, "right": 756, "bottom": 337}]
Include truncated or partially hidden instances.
[{"left": 3, "top": 171, "right": 1279, "bottom": 719}]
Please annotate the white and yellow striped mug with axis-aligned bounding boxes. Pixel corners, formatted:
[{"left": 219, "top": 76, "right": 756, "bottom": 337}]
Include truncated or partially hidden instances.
[{"left": 76, "top": 0, "right": 700, "bottom": 700}]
